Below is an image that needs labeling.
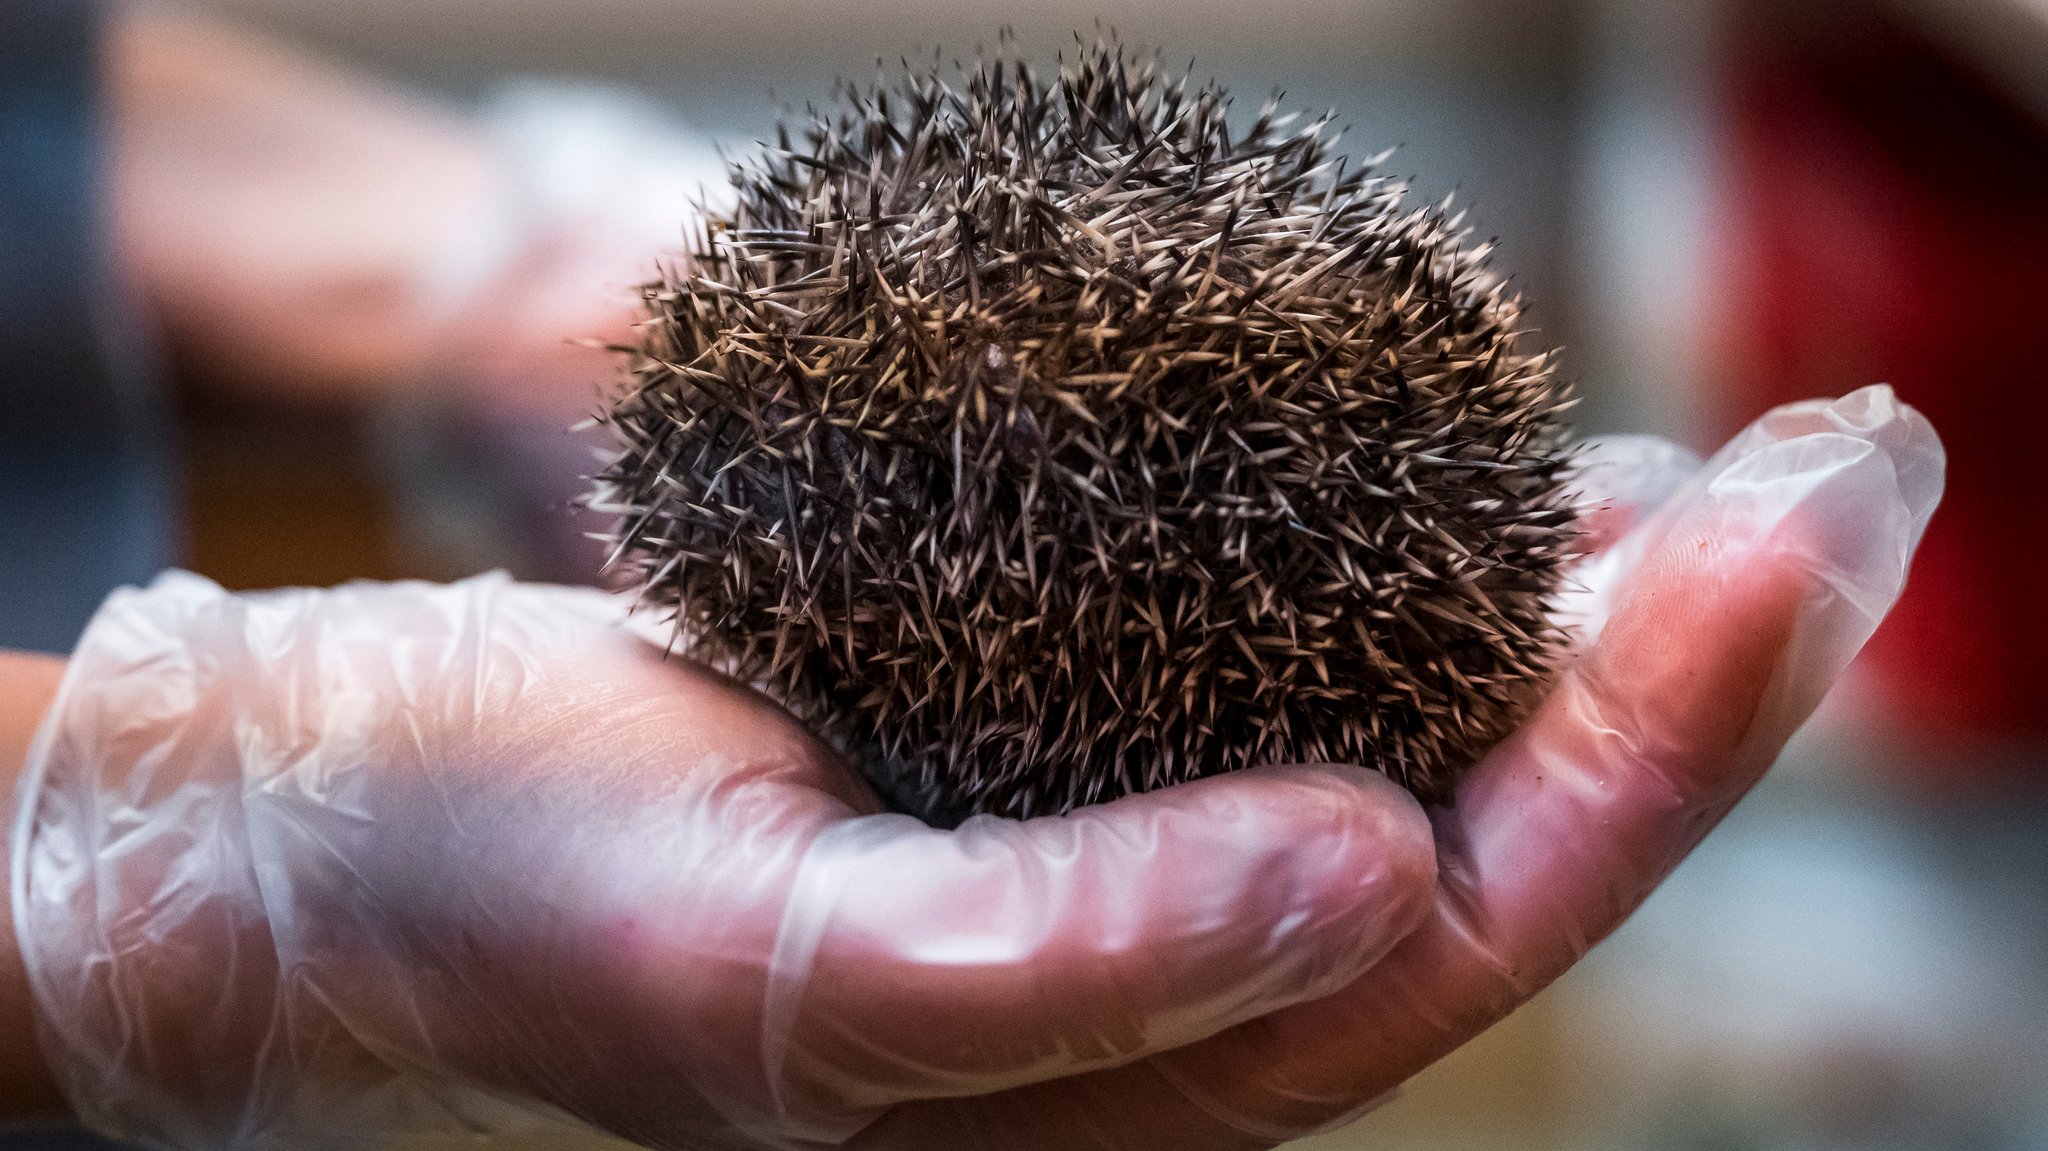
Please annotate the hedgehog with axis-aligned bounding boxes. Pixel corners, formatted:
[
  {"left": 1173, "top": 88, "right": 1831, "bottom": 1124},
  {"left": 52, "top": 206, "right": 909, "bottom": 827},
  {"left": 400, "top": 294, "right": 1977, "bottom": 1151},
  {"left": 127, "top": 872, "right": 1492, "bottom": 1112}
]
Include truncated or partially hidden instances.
[{"left": 589, "top": 38, "right": 1580, "bottom": 827}]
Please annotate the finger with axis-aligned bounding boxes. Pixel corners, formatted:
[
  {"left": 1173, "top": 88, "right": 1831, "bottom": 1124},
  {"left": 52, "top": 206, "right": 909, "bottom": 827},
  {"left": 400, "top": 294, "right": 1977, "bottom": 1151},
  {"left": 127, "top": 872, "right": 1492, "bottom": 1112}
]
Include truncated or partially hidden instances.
[
  {"left": 767, "top": 764, "right": 1436, "bottom": 1137},
  {"left": 1568, "top": 433, "right": 1702, "bottom": 554},
  {"left": 1558, "top": 434, "right": 1704, "bottom": 638},
  {"left": 1704, "top": 386, "right": 1947, "bottom": 532},
  {"left": 857, "top": 386, "right": 1943, "bottom": 1149}
]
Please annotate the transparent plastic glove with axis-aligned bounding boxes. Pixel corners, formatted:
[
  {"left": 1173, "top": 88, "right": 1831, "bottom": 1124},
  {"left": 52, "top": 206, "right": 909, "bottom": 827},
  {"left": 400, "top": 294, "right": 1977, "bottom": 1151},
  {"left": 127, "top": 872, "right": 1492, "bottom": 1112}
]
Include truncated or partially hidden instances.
[
  {"left": 377, "top": 81, "right": 735, "bottom": 581},
  {"left": 12, "top": 385, "right": 1941, "bottom": 1151},
  {"left": 423, "top": 80, "right": 732, "bottom": 425},
  {"left": 10, "top": 581, "right": 1437, "bottom": 1149},
  {"left": 850, "top": 384, "right": 1944, "bottom": 1148}
]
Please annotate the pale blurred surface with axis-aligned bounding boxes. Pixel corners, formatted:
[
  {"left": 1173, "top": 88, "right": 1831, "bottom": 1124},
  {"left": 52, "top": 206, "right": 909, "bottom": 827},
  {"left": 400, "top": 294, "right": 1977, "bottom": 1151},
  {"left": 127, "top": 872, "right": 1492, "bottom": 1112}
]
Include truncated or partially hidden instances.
[{"left": 115, "top": 0, "right": 2048, "bottom": 1147}]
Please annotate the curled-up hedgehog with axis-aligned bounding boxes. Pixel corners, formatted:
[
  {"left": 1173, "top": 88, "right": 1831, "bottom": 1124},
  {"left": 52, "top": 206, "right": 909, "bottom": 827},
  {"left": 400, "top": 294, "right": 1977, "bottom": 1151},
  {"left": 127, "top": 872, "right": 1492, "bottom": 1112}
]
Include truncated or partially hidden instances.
[{"left": 589, "top": 38, "right": 1580, "bottom": 827}]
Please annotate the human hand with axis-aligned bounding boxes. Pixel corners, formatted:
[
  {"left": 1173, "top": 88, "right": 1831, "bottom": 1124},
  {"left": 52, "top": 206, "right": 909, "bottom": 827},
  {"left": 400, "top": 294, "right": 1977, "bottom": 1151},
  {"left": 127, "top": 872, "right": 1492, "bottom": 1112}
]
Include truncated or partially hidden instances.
[
  {"left": 108, "top": 4, "right": 729, "bottom": 581},
  {"left": 9, "top": 387, "right": 1940, "bottom": 1149},
  {"left": 367, "top": 81, "right": 734, "bottom": 583},
  {"left": 110, "top": 7, "right": 720, "bottom": 420},
  {"left": 11, "top": 582, "right": 1435, "bottom": 1150}
]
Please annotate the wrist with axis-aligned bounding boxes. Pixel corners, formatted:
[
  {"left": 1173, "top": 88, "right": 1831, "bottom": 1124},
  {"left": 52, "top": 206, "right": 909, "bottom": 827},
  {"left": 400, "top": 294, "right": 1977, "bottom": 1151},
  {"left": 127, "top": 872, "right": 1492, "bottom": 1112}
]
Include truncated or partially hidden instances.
[
  {"left": 13, "top": 576, "right": 300, "bottom": 1148},
  {"left": 8, "top": 572, "right": 635, "bottom": 1148},
  {"left": 1, "top": 650, "right": 69, "bottom": 1120}
]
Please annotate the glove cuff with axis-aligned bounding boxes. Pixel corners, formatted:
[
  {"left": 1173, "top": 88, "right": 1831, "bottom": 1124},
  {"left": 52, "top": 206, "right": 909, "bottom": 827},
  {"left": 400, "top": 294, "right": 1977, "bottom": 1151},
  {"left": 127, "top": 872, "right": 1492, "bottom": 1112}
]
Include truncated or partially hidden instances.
[
  {"left": 13, "top": 571, "right": 284, "bottom": 1147},
  {"left": 11, "top": 571, "right": 620, "bottom": 1150}
]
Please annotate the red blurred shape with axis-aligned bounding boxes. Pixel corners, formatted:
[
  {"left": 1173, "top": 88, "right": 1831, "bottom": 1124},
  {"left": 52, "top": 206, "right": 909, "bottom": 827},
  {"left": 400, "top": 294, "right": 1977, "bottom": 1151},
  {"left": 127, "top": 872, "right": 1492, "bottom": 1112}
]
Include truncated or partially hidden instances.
[{"left": 1713, "top": 1, "right": 2048, "bottom": 784}]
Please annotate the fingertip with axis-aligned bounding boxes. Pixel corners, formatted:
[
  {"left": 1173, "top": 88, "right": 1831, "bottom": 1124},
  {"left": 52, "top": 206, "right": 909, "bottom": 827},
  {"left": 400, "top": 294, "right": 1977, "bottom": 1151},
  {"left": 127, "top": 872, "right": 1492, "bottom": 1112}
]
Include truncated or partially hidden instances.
[
  {"left": 1001, "top": 761, "right": 1439, "bottom": 1002},
  {"left": 1289, "top": 767, "right": 1438, "bottom": 944},
  {"left": 1143, "top": 765, "right": 1438, "bottom": 986},
  {"left": 1698, "top": 385, "right": 1942, "bottom": 574},
  {"left": 1576, "top": 385, "right": 1946, "bottom": 781},
  {"left": 1568, "top": 434, "right": 1703, "bottom": 553}
]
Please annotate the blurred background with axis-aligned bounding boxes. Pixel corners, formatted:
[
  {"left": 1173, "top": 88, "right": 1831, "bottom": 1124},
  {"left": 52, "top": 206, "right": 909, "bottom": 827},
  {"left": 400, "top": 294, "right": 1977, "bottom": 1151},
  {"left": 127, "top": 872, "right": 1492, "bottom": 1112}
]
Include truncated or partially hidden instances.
[{"left": 8, "top": 0, "right": 2048, "bottom": 1147}]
